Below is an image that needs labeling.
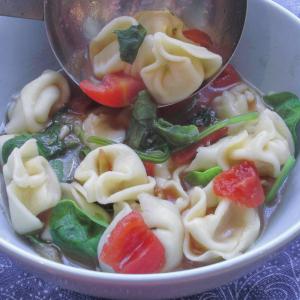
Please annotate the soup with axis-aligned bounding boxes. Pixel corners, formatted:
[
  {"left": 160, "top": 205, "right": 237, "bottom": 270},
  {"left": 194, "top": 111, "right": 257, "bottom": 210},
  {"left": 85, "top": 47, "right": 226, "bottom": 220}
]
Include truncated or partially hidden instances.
[{"left": 0, "top": 10, "right": 297, "bottom": 274}]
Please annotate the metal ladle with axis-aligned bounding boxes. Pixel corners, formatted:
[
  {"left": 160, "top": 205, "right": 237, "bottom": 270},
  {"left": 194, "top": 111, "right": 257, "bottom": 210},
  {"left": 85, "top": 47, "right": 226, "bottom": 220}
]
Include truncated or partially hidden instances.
[{"left": 0, "top": 0, "right": 247, "bottom": 103}]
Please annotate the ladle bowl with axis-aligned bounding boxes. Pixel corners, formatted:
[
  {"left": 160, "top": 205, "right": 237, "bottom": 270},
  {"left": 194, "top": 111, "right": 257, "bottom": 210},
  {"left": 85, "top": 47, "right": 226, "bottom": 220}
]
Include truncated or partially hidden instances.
[{"left": 0, "top": 0, "right": 247, "bottom": 102}]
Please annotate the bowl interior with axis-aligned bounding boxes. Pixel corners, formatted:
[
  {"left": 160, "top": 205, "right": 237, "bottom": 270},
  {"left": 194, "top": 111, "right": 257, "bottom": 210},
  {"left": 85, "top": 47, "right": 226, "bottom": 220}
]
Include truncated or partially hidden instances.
[{"left": 1, "top": 0, "right": 300, "bottom": 298}]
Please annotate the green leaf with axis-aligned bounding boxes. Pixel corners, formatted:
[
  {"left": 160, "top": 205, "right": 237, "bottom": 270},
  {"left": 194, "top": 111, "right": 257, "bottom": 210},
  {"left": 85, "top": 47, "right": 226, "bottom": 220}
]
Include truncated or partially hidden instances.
[
  {"left": 155, "top": 112, "right": 259, "bottom": 151},
  {"left": 266, "top": 156, "right": 296, "bottom": 203},
  {"left": 87, "top": 136, "right": 117, "bottom": 146},
  {"left": 154, "top": 119, "right": 200, "bottom": 147},
  {"left": 264, "top": 92, "right": 300, "bottom": 148},
  {"left": 79, "top": 146, "right": 92, "bottom": 158},
  {"left": 50, "top": 199, "right": 106, "bottom": 260},
  {"left": 135, "top": 145, "right": 170, "bottom": 163},
  {"left": 2, "top": 118, "right": 82, "bottom": 164},
  {"left": 185, "top": 166, "right": 223, "bottom": 187},
  {"left": 264, "top": 92, "right": 298, "bottom": 105},
  {"left": 2, "top": 134, "right": 32, "bottom": 164},
  {"left": 126, "top": 90, "right": 157, "bottom": 149},
  {"left": 115, "top": 24, "right": 147, "bottom": 64},
  {"left": 49, "top": 159, "right": 64, "bottom": 182},
  {"left": 132, "top": 90, "right": 157, "bottom": 122}
]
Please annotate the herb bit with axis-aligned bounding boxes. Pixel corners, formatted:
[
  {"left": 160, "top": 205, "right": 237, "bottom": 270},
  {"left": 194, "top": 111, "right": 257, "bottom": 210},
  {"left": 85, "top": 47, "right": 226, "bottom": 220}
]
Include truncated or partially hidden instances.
[
  {"left": 115, "top": 24, "right": 147, "bottom": 64},
  {"left": 266, "top": 156, "right": 296, "bottom": 203},
  {"left": 185, "top": 166, "right": 223, "bottom": 187},
  {"left": 264, "top": 92, "right": 300, "bottom": 149}
]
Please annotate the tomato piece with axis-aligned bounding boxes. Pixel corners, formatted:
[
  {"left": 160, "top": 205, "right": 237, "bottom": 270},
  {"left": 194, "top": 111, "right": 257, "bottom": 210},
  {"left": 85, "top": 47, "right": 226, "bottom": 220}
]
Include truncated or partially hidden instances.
[
  {"left": 183, "top": 29, "right": 213, "bottom": 49},
  {"left": 99, "top": 211, "right": 165, "bottom": 274},
  {"left": 172, "top": 127, "right": 228, "bottom": 166},
  {"left": 211, "top": 65, "right": 241, "bottom": 90},
  {"left": 143, "top": 162, "right": 155, "bottom": 177},
  {"left": 213, "top": 161, "right": 265, "bottom": 208},
  {"left": 80, "top": 73, "right": 145, "bottom": 108}
]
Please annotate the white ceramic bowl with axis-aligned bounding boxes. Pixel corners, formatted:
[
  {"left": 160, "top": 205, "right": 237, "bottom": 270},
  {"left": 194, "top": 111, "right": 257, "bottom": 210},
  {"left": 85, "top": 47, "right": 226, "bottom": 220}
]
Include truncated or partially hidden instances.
[{"left": 1, "top": 0, "right": 300, "bottom": 299}]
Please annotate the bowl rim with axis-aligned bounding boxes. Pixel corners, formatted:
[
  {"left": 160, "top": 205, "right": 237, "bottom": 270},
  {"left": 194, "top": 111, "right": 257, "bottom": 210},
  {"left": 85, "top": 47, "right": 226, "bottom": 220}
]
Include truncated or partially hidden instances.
[{"left": 1, "top": 0, "right": 300, "bottom": 285}]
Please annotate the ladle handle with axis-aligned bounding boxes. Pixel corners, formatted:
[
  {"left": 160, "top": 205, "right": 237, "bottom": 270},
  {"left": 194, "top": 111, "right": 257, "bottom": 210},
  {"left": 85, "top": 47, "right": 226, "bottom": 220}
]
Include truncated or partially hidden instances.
[{"left": 0, "top": 0, "right": 44, "bottom": 20}]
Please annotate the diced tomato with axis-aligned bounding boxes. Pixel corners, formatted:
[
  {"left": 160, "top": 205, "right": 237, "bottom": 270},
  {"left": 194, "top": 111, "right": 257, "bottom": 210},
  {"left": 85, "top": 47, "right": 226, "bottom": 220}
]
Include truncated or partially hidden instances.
[
  {"left": 192, "top": 65, "right": 241, "bottom": 105},
  {"left": 99, "top": 211, "right": 165, "bottom": 274},
  {"left": 172, "top": 127, "right": 228, "bottom": 166},
  {"left": 183, "top": 29, "right": 213, "bottom": 49},
  {"left": 213, "top": 161, "right": 265, "bottom": 208},
  {"left": 143, "top": 162, "right": 155, "bottom": 177},
  {"left": 211, "top": 65, "right": 241, "bottom": 90},
  {"left": 80, "top": 73, "right": 145, "bottom": 108}
]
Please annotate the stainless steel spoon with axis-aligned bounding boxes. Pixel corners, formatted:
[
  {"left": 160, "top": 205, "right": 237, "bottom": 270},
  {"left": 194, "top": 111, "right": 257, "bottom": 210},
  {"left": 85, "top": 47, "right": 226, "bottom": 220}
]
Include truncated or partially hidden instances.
[{"left": 0, "top": 0, "right": 247, "bottom": 100}]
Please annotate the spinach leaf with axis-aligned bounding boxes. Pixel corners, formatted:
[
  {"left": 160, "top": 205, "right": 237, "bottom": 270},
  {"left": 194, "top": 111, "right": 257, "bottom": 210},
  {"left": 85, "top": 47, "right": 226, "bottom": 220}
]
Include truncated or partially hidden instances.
[
  {"left": 50, "top": 199, "right": 106, "bottom": 260},
  {"left": 125, "top": 90, "right": 170, "bottom": 162},
  {"left": 126, "top": 90, "right": 157, "bottom": 149},
  {"left": 35, "top": 123, "right": 81, "bottom": 158},
  {"left": 264, "top": 92, "right": 298, "bottom": 105},
  {"left": 2, "top": 115, "right": 81, "bottom": 164},
  {"left": 264, "top": 92, "right": 300, "bottom": 147},
  {"left": 2, "top": 134, "right": 34, "bottom": 164},
  {"left": 79, "top": 146, "right": 92, "bottom": 158},
  {"left": 87, "top": 136, "right": 117, "bottom": 146},
  {"left": 115, "top": 24, "right": 147, "bottom": 64},
  {"left": 49, "top": 159, "right": 64, "bottom": 182},
  {"left": 154, "top": 119, "right": 200, "bottom": 147},
  {"left": 266, "top": 156, "right": 296, "bottom": 203},
  {"left": 135, "top": 145, "right": 170, "bottom": 163},
  {"left": 185, "top": 166, "right": 222, "bottom": 187},
  {"left": 154, "top": 112, "right": 258, "bottom": 151}
]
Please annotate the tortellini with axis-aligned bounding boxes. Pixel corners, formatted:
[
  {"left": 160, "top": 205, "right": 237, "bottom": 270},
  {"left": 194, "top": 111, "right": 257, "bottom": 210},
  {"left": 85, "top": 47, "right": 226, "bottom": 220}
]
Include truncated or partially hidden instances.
[
  {"left": 139, "top": 193, "right": 184, "bottom": 272},
  {"left": 90, "top": 10, "right": 187, "bottom": 79},
  {"left": 140, "top": 33, "right": 222, "bottom": 105},
  {"left": 134, "top": 10, "right": 187, "bottom": 40},
  {"left": 89, "top": 13, "right": 222, "bottom": 105},
  {"left": 98, "top": 194, "right": 184, "bottom": 273},
  {"left": 83, "top": 110, "right": 127, "bottom": 149},
  {"left": 89, "top": 16, "right": 138, "bottom": 78},
  {"left": 155, "top": 165, "right": 190, "bottom": 212},
  {"left": 3, "top": 139, "right": 61, "bottom": 234},
  {"left": 6, "top": 70, "right": 70, "bottom": 134},
  {"left": 212, "top": 83, "right": 265, "bottom": 119},
  {"left": 188, "top": 109, "right": 294, "bottom": 177},
  {"left": 74, "top": 144, "right": 155, "bottom": 204},
  {"left": 183, "top": 184, "right": 260, "bottom": 263}
]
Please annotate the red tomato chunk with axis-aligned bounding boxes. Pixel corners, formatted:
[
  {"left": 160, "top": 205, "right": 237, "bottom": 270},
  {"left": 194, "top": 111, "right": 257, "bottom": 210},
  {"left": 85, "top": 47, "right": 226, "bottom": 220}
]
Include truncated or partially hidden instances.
[
  {"left": 99, "top": 211, "right": 165, "bottom": 274},
  {"left": 143, "top": 161, "right": 155, "bottom": 177},
  {"left": 213, "top": 161, "right": 265, "bottom": 208},
  {"left": 80, "top": 73, "right": 145, "bottom": 108},
  {"left": 211, "top": 64, "right": 241, "bottom": 90},
  {"left": 183, "top": 29, "right": 213, "bottom": 50}
]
